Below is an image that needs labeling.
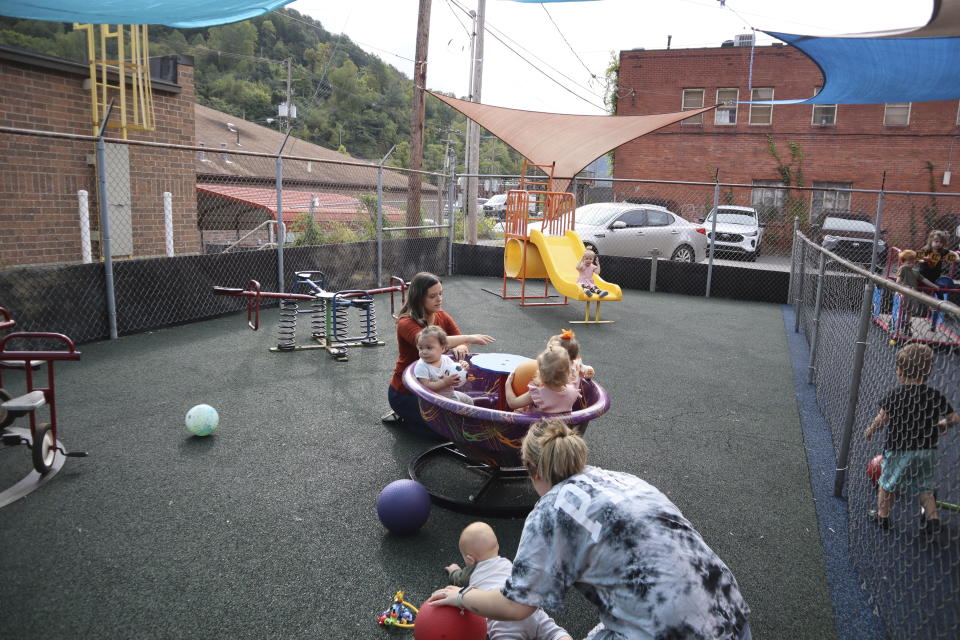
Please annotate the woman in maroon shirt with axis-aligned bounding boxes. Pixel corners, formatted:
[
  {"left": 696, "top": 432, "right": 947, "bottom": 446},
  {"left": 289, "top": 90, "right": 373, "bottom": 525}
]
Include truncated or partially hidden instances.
[{"left": 382, "top": 272, "right": 495, "bottom": 436}]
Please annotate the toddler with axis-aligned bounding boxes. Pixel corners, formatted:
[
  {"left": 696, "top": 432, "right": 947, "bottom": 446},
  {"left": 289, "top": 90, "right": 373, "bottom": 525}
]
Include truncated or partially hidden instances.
[
  {"left": 505, "top": 345, "right": 580, "bottom": 414},
  {"left": 896, "top": 249, "right": 937, "bottom": 335},
  {"left": 918, "top": 229, "right": 959, "bottom": 286},
  {"left": 865, "top": 343, "right": 958, "bottom": 534},
  {"left": 576, "top": 250, "right": 608, "bottom": 298},
  {"left": 413, "top": 326, "right": 473, "bottom": 405},
  {"left": 548, "top": 328, "right": 594, "bottom": 383},
  {"left": 443, "top": 522, "right": 572, "bottom": 640}
]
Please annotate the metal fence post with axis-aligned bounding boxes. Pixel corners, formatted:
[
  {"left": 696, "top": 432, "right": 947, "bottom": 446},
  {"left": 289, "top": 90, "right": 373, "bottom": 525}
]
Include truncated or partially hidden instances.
[
  {"left": 95, "top": 101, "right": 118, "bottom": 339},
  {"left": 274, "top": 130, "right": 293, "bottom": 293},
  {"left": 649, "top": 249, "right": 659, "bottom": 292},
  {"left": 794, "top": 236, "right": 807, "bottom": 333},
  {"left": 448, "top": 170, "right": 456, "bottom": 276},
  {"left": 806, "top": 251, "right": 827, "bottom": 384},
  {"left": 705, "top": 180, "right": 720, "bottom": 298},
  {"left": 833, "top": 187, "right": 887, "bottom": 496},
  {"left": 788, "top": 216, "right": 800, "bottom": 302},
  {"left": 274, "top": 156, "right": 285, "bottom": 292},
  {"left": 868, "top": 188, "right": 885, "bottom": 274},
  {"left": 833, "top": 278, "right": 875, "bottom": 497},
  {"left": 376, "top": 145, "right": 396, "bottom": 288}
]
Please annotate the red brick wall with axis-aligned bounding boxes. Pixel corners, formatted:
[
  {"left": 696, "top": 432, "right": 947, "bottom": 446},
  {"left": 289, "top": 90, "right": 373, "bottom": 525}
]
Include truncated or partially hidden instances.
[
  {"left": 614, "top": 45, "right": 960, "bottom": 244},
  {"left": 0, "top": 54, "right": 199, "bottom": 267}
]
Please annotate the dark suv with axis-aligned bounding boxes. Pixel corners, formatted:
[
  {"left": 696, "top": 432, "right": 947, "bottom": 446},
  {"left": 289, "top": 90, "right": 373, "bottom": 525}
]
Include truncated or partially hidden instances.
[{"left": 817, "top": 214, "right": 887, "bottom": 271}]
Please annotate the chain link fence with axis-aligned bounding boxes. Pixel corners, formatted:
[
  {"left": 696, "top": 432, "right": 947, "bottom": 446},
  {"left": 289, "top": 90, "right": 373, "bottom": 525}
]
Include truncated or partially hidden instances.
[
  {"left": 0, "top": 128, "right": 452, "bottom": 342},
  {"left": 791, "top": 231, "right": 960, "bottom": 640}
]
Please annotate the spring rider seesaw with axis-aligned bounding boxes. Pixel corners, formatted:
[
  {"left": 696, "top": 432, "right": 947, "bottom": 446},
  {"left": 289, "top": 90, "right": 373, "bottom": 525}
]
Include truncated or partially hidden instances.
[{"left": 213, "top": 272, "right": 408, "bottom": 362}]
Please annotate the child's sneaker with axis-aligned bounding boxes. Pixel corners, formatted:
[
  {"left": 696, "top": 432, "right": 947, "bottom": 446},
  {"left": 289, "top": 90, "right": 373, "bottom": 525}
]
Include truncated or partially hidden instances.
[
  {"left": 598, "top": 289, "right": 609, "bottom": 299},
  {"left": 868, "top": 509, "right": 890, "bottom": 529}
]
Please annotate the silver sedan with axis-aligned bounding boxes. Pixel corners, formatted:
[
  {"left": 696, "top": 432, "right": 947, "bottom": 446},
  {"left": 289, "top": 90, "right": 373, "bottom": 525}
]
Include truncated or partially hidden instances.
[{"left": 571, "top": 202, "right": 708, "bottom": 262}]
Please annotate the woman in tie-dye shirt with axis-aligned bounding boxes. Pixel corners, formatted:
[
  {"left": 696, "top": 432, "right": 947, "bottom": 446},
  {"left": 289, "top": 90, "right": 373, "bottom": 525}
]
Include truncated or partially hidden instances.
[{"left": 428, "top": 419, "right": 751, "bottom": 640}]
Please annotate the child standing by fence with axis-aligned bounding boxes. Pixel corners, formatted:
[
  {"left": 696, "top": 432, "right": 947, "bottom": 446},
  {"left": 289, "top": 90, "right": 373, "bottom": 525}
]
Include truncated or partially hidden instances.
[{"left": 865, "top": 343, "right": 959, "bottom": 533}]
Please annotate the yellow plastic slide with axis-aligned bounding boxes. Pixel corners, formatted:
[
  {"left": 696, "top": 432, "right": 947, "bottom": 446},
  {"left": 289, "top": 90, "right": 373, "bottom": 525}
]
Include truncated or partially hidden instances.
[{"left": 514, "top": 229, "right": 622, "bottom": 302}]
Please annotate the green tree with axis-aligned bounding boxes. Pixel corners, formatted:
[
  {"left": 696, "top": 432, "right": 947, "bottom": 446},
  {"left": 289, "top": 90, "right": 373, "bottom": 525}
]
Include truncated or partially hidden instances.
[{"left": 291, "top": 212, "right": 324, "bottom": 246}]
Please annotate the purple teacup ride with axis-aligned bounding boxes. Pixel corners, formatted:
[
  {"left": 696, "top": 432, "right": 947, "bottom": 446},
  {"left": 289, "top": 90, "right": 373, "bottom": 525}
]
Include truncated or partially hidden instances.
[{"left": 402, "top": 354, "right": 610, "bottom": 516}]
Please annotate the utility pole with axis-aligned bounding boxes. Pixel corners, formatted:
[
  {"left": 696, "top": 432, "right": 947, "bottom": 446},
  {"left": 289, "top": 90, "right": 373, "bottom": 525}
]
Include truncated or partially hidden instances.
[
  {"left": 285, "top": 57, "right": 292, "bottom": 133},
  {"left": 407, "top": 0, "right": 432, "bottom": 235},
  {"left": 465, "top": 0, "right": 486, "bottom": 244}
]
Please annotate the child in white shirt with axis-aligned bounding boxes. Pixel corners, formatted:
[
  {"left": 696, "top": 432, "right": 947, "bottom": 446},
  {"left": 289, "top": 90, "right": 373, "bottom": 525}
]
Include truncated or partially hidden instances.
[{"left": 413, "top": 326, "right": 473, "bottom": 404}]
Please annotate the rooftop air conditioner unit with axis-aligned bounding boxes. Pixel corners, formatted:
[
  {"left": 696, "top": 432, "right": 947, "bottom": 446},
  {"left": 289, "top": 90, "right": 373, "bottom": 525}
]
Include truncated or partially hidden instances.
[{"left": 734, "top": 33, "right": 754, "bottom": 47}]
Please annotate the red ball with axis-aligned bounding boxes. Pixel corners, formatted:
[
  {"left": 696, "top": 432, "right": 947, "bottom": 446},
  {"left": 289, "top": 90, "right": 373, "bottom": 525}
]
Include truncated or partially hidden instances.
[
  {"left": 866, "top": 454, "right": 883, "bottom": 486},
  {"left": 414, "top": 598, "right": 486, "bottom": 640}
]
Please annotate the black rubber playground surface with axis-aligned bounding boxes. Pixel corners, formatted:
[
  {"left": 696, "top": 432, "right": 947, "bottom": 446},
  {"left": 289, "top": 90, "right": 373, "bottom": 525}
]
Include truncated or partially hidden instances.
[{"left": 1, "top": 276, "right": 845, "bottom": 639}]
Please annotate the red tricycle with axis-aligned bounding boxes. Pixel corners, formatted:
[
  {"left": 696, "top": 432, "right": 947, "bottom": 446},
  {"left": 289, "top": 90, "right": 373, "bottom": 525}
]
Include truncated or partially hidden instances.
[{"left": 0, "top": 307, "right": 86, "bottom": 487}]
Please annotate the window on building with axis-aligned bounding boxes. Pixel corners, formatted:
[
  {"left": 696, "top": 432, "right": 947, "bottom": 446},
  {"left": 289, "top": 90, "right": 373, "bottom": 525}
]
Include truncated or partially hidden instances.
[
  {"left": 682, "top": 89, "right": 705, "bottom": 125},
  {"left": 749, "top": 88, "right": 773, "bottom": 125},
  {"left": 751, "top": 180, "right": 786, "bottom": 221},
  {"left": 956, "top": 100, "right": 960, "bottom": 126},
  {"left": 884, "top": 102, "right": 911, "bottom": 126},
  {"left": 811, "top": 87, "right": 836, "bottom": 126},
  {"left": 811, "top": 181, "right": 852, "bottom": 224},
  {"left": 715, "top": 88, "right": 738, "bottom": 125}
]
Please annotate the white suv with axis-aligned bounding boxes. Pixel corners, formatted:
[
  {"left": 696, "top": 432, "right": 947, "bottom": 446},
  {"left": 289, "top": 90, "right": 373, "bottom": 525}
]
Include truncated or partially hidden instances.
[{"left": 699, "top": 206, "right": 764, "bottom": 261}]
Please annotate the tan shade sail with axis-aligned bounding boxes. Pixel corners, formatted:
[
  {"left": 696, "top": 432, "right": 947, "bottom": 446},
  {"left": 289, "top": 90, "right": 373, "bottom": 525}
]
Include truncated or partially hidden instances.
[{"left": 430, "top": 91, "right": 715, "bottom": 189}]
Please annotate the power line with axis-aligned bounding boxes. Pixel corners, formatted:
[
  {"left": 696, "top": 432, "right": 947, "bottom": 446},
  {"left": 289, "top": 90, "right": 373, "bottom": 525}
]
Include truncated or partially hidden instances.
[
  {"left": 540, "top": 2, "right": 599, "bottom": 85},
  {"left": 445, "top": 0, "right": 606, "bottom": 111}
]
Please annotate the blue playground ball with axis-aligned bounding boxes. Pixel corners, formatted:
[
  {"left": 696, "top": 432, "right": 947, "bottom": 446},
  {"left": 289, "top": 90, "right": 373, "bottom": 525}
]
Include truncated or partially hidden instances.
[
  {"left": 185, "top": 404, "right": 219, "bottom": 436},
  {"left": 376, "top": 479, "right": 431, "bottom": 535}
]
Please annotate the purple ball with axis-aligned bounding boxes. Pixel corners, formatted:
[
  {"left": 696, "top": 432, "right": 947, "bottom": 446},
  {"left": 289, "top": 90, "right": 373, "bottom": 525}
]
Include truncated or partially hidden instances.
[{"left": 376, "top": 479, "right": 431, "bottom": 535}]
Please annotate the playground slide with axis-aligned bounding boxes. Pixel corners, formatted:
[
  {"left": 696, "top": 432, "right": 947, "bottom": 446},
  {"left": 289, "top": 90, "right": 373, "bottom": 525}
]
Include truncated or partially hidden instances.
[{"left": 527, "top": 229, "right": 623, "bottom": 301}]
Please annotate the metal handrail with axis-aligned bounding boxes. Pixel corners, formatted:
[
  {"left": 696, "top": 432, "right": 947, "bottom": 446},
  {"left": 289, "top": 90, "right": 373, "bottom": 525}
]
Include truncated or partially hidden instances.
[{"left": 222, "top": 220, "right": 277, "bottom": 253}]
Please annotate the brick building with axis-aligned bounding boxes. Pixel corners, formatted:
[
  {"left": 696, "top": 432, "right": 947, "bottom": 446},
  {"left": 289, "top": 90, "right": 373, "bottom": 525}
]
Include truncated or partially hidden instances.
[
  {"left": 0, "top": 44, "right": 199, "bottom": 267},
  {"left": 614, "top": 43, "right": 960, "bottom": 247}
]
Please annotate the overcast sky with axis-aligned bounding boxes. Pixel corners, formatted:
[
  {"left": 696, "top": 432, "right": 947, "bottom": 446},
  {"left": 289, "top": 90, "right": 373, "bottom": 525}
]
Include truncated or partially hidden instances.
[{"left": 289, "top": 0, "right": 932, "bottom": 115}]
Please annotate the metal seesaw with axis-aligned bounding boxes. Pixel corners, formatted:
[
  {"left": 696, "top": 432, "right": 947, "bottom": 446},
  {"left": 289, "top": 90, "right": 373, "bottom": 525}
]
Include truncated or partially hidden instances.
[{"left": 213, "top": 273, "right": 408, "bottom": 362}]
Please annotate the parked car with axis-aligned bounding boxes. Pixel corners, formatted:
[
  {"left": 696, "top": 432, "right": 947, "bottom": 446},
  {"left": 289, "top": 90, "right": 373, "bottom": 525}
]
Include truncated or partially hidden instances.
[
  {"left": 698, "top": 205, "right": 765, "bottom": 261},
  {"left": 816, "top": 214, "right": 887, "bottom": 271},
  {"left": 562, "top": 202, "right": 708, "bottom": 262},
  {"left": 482, "top": 193, "right": 508, "bottom": 219}
]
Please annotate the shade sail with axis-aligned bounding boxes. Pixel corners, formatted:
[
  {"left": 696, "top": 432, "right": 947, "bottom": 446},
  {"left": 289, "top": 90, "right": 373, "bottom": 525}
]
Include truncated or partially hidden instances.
[
  {"left": 761, "top": 0, "right": 960, "bottom": 104},
  {"left": 0, "top": 0, "right": 295, "bottom": 28},
  {"left": 429, "top": 92, "right": 714, "bottom": 188}
]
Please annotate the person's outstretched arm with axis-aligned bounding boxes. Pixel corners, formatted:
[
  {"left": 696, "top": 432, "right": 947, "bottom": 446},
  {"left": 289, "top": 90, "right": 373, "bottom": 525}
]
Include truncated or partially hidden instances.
[
  {"left": 865, "top": 409, "right": 889, "bottom": 440},
  {"left": 427, "top": 585, "right": 536, "bottom": 621},
  {"left": 938, "top": 411, "right": 960, "bottom": 436},
  {"left": 505, "top": 372, "right": 531, "bottom": 409},
  {"left": 446, "top": 333, "right": 496, "bottom": 358}
]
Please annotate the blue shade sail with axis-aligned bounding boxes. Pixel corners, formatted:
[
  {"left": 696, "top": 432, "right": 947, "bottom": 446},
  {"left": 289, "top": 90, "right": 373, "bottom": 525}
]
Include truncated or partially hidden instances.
[
  {"left": 0, "top": 0, "right": 296, "bottom": 28},
  {"left": 762, "top": 30, "right": 960, "bottom": 105}
]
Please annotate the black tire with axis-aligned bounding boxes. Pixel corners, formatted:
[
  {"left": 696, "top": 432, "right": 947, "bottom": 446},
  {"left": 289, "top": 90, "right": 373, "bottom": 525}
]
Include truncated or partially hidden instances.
[
  {"left": 0, "top": 388, "right": 14, "bottom": 429},
  {"left": 670, "top": 244, "right": 695, "bottom": 263},
  {"left": 32, "top": 422, "right": 56, "bottom": 474},
  {"left": 584, "top": 242, "right": 599, "bottom": 256},
  {"left": 745, "top": 251, "right": 758, "bottom": 262}
]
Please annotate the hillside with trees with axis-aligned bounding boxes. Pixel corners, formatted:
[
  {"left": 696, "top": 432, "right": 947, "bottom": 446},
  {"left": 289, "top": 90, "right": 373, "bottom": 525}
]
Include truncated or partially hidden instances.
[{"left": 0, "top": 8, "right": 523, "bottom": 174}]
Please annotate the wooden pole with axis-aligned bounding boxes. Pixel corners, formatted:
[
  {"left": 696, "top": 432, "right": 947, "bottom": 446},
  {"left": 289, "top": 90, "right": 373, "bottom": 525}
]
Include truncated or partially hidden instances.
[{"left": 407, "top": 0, "right": 432, "bottom": 237}]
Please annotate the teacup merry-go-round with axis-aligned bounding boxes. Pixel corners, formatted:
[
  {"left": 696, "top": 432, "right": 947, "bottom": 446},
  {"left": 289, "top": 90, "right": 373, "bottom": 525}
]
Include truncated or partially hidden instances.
[{"left": 402, "top": 354, "right": 610, "bottom": 516}]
